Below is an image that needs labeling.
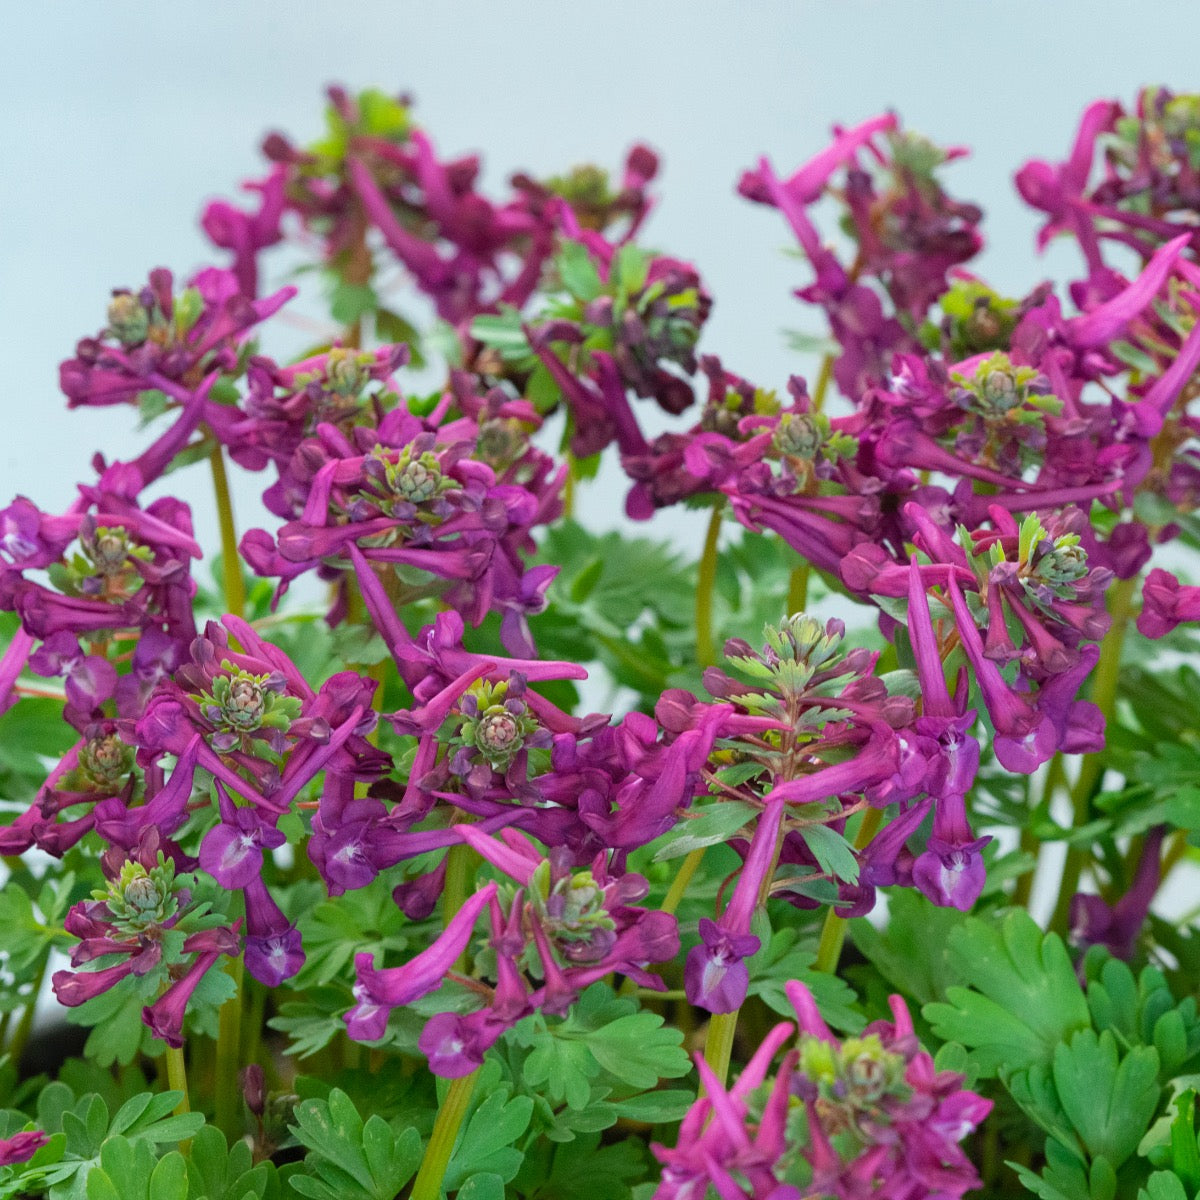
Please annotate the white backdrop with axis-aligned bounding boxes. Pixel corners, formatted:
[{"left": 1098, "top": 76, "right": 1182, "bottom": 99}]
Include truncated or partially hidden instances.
[{"left": 5, "top": 0, "right": 1199, "bottom": 556}]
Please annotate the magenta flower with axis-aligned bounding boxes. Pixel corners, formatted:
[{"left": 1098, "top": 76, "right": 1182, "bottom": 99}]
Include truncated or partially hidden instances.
[
  {"left": 142, "top": 925, "right": 240, "bottom": 1048},
  {"left": 0, "top": 1131, "right": 48, "bottom": 1168},
  {"left": 653, "top": 982, "right": 991, "bottom": 1199},
  {"left": 345, "top": 883, "right": 498, "bottom": 1042}
]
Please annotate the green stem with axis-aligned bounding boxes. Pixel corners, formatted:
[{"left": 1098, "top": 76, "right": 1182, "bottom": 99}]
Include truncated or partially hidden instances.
[
  {"left": 1049, "top": 574, "right": 1139, "bottom": 937},
  {"left": 813, "top": 808, "right": 883, "bottom": 974},
  {"left": 696, "top": 499, "right": 725, "bottom": 668},
  {"left": 165, "top": 1044, "right": 191, "bottom": 1115},
  {"left": 213, "top": 955, "right": 245, "bottom": 1141},
  {"left": 701, "top": 1010, "right": 739, "bottom": 1093},
  {"left": 661, "top": 847, "right": 705, "bottom": 917},
  {"left": 443, "top": 842, "right": 479, "bottom": 971},
  {"left": 563, "top": 453, "right": 576, "bottom": 519},
  {"left": 786, "top": 564, "right": 809, "bottom": 617},
  {"left": 1012, "top": 753, "right": 1066, "bottom": 909},
  {"left": 7, "top": 957, "right": 47, "bottom": 1066},
  {"left": 811, "top": 354, "right": 834, "bottom": 413},
  {"left": 410, "top": 1069, "right": 479, "bottom": 1200},
  {"left": 209, "top": 445, "right": 246, "bottom": 619}
]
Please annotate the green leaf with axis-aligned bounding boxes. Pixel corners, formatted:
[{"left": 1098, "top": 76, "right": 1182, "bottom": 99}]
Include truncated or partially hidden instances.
[
  {"left": 802, "top": 822, "right": 860, "bottom": 884},
  {"left": 329, "top": 282, "right": 377, "bottom": 326},
  {"left": 1139, "top": 1175, "right": 1190, "bottom": 1200},
  {"left": 652, "top": 801, "right": 758, "bottom": 861},
  {"left": 1052, "top": 1029, "right": 1159, "bottom": 1169},
  {"left": 923, "top": 910, "right": 1091, "bottom": 1076},
  {"left": 556, "top": 241, "right": 604, "bottom": 302},
  {"left": 456, "top": 1174, "right": 505, "bottom": 1200},
  {"left": 1008, "top": 1138, "right": 1092, "bottom": 1200},
  {"left": 290, "top": 1088, "right": 422, "bottom": 1200},
  {"left": 747, "top": 923, "right": 864, "bottom": 1033},
  {"left": 442, "top": 1063, "right": 533, "bottom": 1190},
  {"left": 510, "top": 1131, "right": 648, "bottom": 1200},
  {"left": 184, "top": 1125, "right": 275, "bottom": 1200},
  {"left": 849, "top": 888, "right": 963, "bottom": 1005}
]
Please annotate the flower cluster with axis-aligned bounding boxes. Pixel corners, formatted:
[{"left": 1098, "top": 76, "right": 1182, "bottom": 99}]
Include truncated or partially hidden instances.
[
  {"left": 653, "top": 982, "right": 991, "bottom": 1199},
  {"left": 12, "top": 80, "right": 1200, "bottom": 1199}
]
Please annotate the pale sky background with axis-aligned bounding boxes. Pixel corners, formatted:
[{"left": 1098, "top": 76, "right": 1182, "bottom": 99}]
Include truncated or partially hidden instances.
[{"left": 5, "top": 0, "right": 1200, "bottom": 562}]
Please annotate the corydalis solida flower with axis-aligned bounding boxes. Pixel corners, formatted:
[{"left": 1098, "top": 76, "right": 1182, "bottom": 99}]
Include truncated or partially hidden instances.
[{"left": 654, "top": 982, "right": 991, "bottom": 1199}]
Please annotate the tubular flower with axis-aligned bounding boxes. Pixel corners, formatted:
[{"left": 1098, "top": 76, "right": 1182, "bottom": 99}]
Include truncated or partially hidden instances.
[{"left": 653, "top": 983, "right": 991, "bottom": 1199}]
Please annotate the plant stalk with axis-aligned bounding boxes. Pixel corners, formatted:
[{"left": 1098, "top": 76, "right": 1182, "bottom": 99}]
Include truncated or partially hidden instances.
[
  {"left": 213, "top": 955, "right": 245, "bottom": 1141},
  {"left": 209, "top": 444, "right": 246, "bottom": 619},
  {"left": 813, "top": 807, "right": 883, "bottom": 973},
  {"left": 696, "top": 499, "right": 725, "bottom": 668},
  {"left": 165, "top": 1044, "right": 191, "bottom": 1114},
  {"left": 1049, "top": 574, "right": 1138, "bottom": 937},
  {"left": 786, "top": 564, "right": 809, "bottom": 617},
  {"left": 701, "top": 1009, "right": 739, "bottom": 1093},
  {"left": 661, "top": 847, "right": 705, "bottom": 917},
  {"left": 410, "top": 1069, "right": 479, "bottom": 1200}
]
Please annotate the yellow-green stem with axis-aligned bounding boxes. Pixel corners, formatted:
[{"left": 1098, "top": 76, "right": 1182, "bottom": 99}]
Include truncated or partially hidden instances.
[
  {"left": 209, "top": 445, "right": 246, "bottom": 619},
  {"left": 563, "top": 454, "right": 576, "bottom": 519},
  {"left": 813, "top": 807, "right": 883, "bottom": 973},
  {"left": 701, "top": 1009, "right": 740, "bottom": 1093},
  {"left": 1049, "top": 574, "right": 1138, "bottom": 937},
  {"left": 786, "top": 564, "right": 809, "bottom": 617},
  {"left": 213, "top": 956, "right": 245, "bottom": 1141},
  {"left": 696, "top": 499, "right": 725, "bottom": 668},
  {"left": 811, "top": 354, "right": 834, "bottom": 413},
  {"left": 1012, "top": 753, "right": 1066, "bottom": 909},
  {"left": 165, "top": 1044, "right": 191, "bottom": 1116},
  {"left": 443, "top": 842, "right": 478, "bottom": 971},
  {"left": 7, "top": 958, "right": 46, "bottom": 1066},
  {"left": 410, "top": 1069, "right": 479, "bottom": 1200},
  {"left": 661, "top": 847, "right": 705, "bottom": 917}
]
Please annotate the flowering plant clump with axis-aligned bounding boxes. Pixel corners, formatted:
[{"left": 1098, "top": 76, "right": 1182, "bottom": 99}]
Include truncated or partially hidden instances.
[{"left": 8, "top": 85, "right": 1200, "bottom": 1200}]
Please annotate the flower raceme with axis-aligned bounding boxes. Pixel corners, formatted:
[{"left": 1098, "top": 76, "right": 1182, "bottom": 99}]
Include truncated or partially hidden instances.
[
  {"left": 9, "top": 82, "right": 1200, "bottom": 1199},
  {"left": 653, "top": 982, "right": 991, "bottom": 1199}
]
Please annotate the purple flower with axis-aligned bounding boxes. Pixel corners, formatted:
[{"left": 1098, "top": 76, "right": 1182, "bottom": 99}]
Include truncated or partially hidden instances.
[
  {"left": 0, "top": 1131, "right": 48, "bottom": 1168},
  {"left": 345, "top": 883, "right": 497, "bottom": 1042},
  {"left": 654, "top": 983, "right": 991, "bottom": 1199},
  {"left": 199, "top": 782, "right": 286, "bottom": 889},
  {"left": 143, "top": 925, "right": 240, "bottom": 1048},
  {"left": 683, "top": 795, "right": 782, "bottom": 1013},
  {"left": 1139, "top": 567, "right": 1200, "bottom": 639}
]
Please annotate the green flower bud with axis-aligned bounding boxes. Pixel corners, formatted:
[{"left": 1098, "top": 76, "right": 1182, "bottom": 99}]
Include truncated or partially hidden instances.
[
  {"left": 324, "top": 348, "right": 371, "bottom": 397},
  {"left": 77, "top": 734, "right": 135, "bottom": 792},
  {"left": 99, "top": 855, "right": 181, "bottom": 933},
  {"left": 195, "top": 662, "right": 302, "bottom": 753},
  {"left": 107, "top": 293, "right": 150, "bottom": 346},
  {"left": 476, "top": 418, "right": 527, "bottom": 467},
  {"left": 453, "top": 679, "right": 541, "bottom": 772},
  {"left": 774, "top": 412, "right": 825, "bottom": 460}
]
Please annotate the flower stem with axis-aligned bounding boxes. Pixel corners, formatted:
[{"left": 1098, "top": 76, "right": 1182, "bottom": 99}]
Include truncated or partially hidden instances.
[
  {"left": 213, "top": 955, "right": 245, "bottom": 1141},
  {"left": 410, "top": 1069, "right": 479, "bottom": 1200},
  {"left": 209, "top": 444, "right": 246, "bottom": 619},
  {"left": 165, "top": 1043, "right": 191, "bottom": 1115},
  {"left": 1049, "top": 574, "right": 1138, "bottom": 937},
  {"left": 701, "top": 1010, "right": 739, "bottom": 1093},
  {"left": 443, "top": 842, "right": 478, "bottom": 971},
  {"left": 811, "top": 354, "right": 834, "bottom": 413},
  {"left": 696, "top": 498, "right": 725, "bottom": 667},
  {"left": 813, "top": 807, "right": 883, "bottom": 973},
  {"left": 787, "top": 564, "right": 809, "bottom": 617},
  {"left": 7, "top": 957, "right": 47, "bottom": 1066},
  {"left": 563, "top": 453, "right": 577, "bottom": 520},
  {"left": 661, "top": 847, "right": 705, "bottom": 917}
]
